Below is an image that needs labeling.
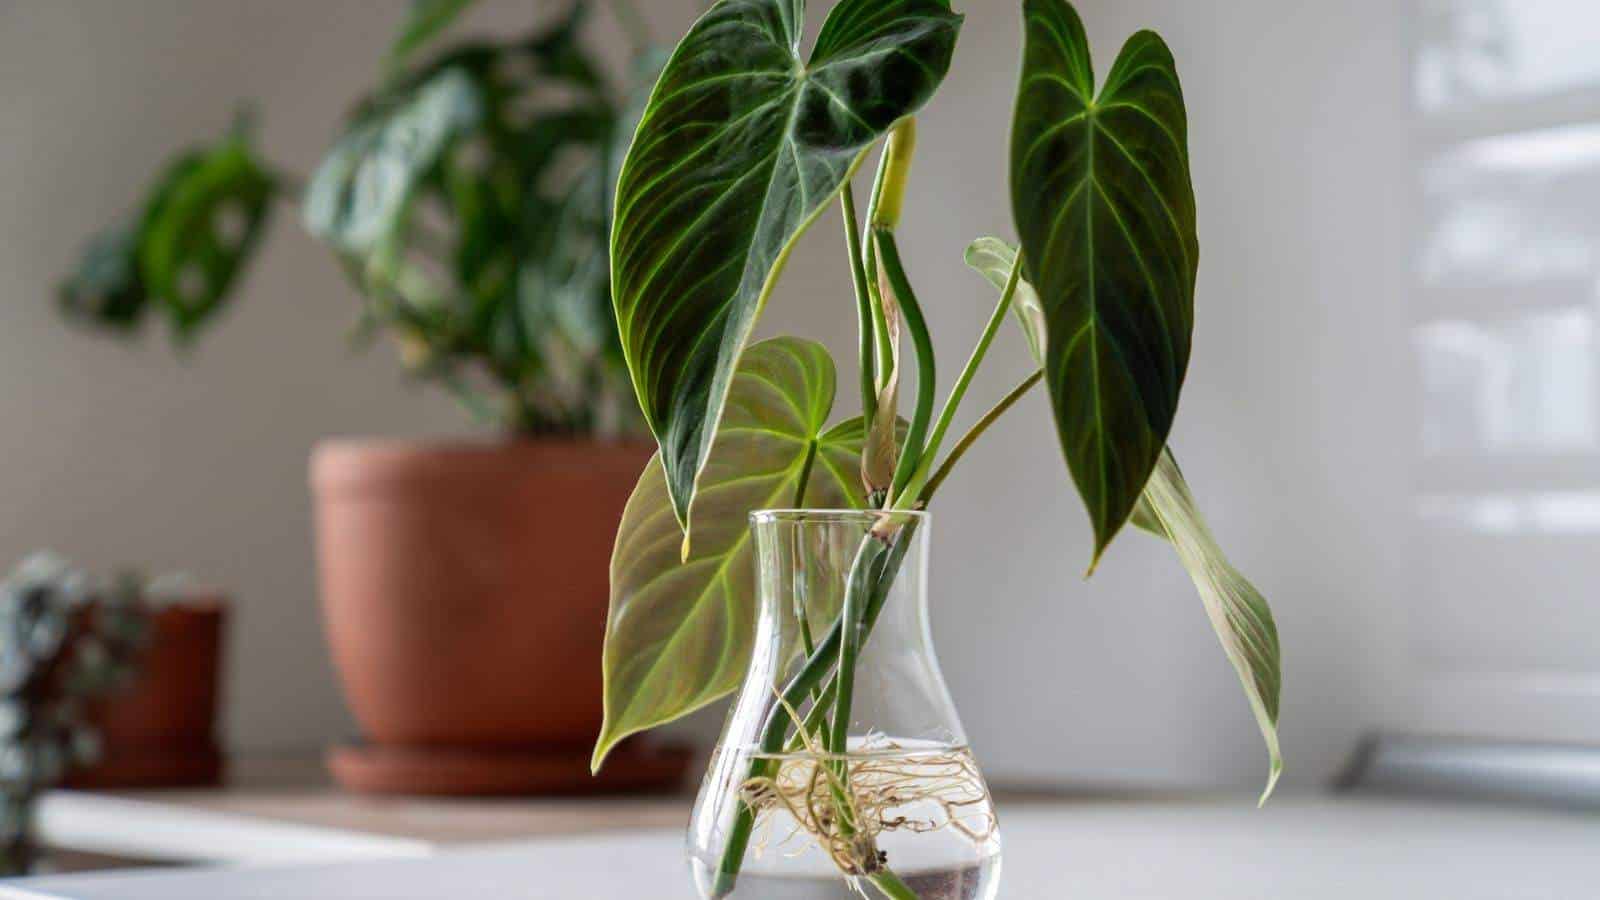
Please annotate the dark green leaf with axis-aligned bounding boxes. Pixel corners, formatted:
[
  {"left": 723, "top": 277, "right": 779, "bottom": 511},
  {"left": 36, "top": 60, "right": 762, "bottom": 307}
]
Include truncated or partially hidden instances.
[
  {"left": 968, "top": 241, "right": 1282, "bottom": 794},
  {"left": 1134, "top": 449, "right": 1283, "bottom": 802},
  {"left": 595, "top": 337, "right": 871, "bottom": 769},
  {"left": 138, "top": 139, "right": 277, "bottom": 338},
  {"left": 611, "top": 0, "right": 963, "bottom": 532},
  {"left": 1011, "top": 0, "right": 1198, "bottom": 568},
  {"left": 388, "top": 0, "right": 479, "bottom": 69}
]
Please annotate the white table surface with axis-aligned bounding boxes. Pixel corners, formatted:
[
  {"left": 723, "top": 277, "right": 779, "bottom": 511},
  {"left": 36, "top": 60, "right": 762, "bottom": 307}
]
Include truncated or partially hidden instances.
[{"left": 4, "top": 797, "right": 1596, "bottom": 899}]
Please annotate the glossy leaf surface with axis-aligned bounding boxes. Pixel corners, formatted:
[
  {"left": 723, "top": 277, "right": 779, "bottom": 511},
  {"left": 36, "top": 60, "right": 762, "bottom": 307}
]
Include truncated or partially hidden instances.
[
  {"left": 1012, "top": 0, "right": 1198, "bottom": 566},
  {"left": 1135, "top": 450, "right": 1283, "bottom": 801},
  {"left": 611, "top": 0, "right": 962, "bottom": 531},
  {"left": 595, "top": 338, "right": 870, "bottom": 769},
  {"left": 969, "top": 241, "right": 1283, "bottom": 795}
]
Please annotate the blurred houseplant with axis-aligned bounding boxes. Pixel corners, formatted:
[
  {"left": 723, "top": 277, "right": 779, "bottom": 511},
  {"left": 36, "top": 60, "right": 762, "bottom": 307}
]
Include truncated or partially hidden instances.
[
  {"left": 56, "top": 0, "right": 685, "bottom": 795},
  {"left": 0, "top": 555, "right": 147, "bottom": 875}
]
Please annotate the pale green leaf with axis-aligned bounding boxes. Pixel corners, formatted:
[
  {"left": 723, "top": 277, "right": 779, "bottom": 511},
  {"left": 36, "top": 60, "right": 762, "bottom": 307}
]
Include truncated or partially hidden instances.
[
  {"left": 970, "top": 242, "right": 1284, "bottom": 800},
  {"left": 593, "top": 337, "right": 870, "bottom": 770},
  {"left": 1136, "top": 449, "right": 1283, "bottom": 802},
  {"left": 963, "top": 236, "right": 1047, "bottom": 366}
]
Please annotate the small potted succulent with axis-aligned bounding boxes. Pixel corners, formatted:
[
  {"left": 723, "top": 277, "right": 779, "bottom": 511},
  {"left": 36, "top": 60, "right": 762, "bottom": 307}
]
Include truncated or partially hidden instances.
[
  {"left": 592, "top": 0, "right": 1285, "bottom": 897},
  {"left": 0, "top": 555, "right": 148, "bottom": 875},
  {"left": 65, "top": 574, "right": 228, "bottom": 791},
  {"left": 57, "top": 1, "right": 684, "bottom": 794}
]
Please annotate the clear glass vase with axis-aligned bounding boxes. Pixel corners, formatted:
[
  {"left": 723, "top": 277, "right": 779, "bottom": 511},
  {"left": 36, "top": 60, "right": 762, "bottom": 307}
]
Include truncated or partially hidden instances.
[{"left": 688, "top": 510, "right": 1001, "bottom": 900}]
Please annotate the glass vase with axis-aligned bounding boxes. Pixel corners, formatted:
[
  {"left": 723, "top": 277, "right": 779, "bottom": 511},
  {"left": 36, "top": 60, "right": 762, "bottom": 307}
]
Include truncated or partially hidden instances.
[{"left": 688, "top": 510, "right": 1001, "bottom": 900}]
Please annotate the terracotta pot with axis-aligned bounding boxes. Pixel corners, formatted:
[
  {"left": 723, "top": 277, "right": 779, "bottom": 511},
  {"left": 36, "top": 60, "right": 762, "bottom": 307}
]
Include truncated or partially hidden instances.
[
  {"left": 67, "top": 601, "right": 227, "bottom": 789},
  {"left": 312, "top": 439, "right": 673, "bottom": 794}
]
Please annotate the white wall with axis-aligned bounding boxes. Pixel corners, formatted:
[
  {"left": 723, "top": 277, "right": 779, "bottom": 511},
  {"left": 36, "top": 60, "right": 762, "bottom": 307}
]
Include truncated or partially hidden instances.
[
  {"left": 0, "top": 0, "right": 699, "bottom": 752},
  {"left": 4, "top": 0, "right": 1513, "bottom": 793},
  {"left": 763, "top": 0, "right": 1418, "bottom": 791}
]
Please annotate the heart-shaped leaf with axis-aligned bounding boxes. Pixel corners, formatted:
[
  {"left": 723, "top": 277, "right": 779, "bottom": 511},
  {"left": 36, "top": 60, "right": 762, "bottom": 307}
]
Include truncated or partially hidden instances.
[
  {"left": 611, "top": 0, "right": 962, "bottom": 532},
  {"left": 970, "top": 240, "right": 1283, "bottom": 799},
  {"left": 1134, "top": 450, "right": 1283, "bottom": 802},
  {"left": 1012, "top": 0, "right": 1198, "bottom": 568},
  {"left": 594, "top": 337, "right": 871, "bottom": 770}
]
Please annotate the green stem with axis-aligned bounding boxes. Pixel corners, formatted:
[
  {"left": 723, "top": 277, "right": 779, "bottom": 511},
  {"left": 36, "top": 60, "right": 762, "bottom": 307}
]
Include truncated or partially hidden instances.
[
  {"left": 711, "top": 522, "right": 920, "bottom": 898},
  {"left": 863, "top": 122, "right": 915, "bottom": 389},
  {"left": 868, "top": 120, "right": 916, "bottom": 231},
  {"left": 876, "top": 232, "right": 934, "bottom": 500},
  {"left": 921, "top": 369, "right": 1045, "bottom": 502},
  {"left": 896, "top": 252, "right": 1022, "bottom": 507},
  {"left": 863, "top": 223, "right": 892, "bottom": 390},
  {"left": 827, "top": 538, "right": 884, "bottom": 755},
  {"left": 869, "top": 870, "right": 922, "bottom": 900},
  {"left": 841, "top": 183, "right": 876, "bottom": 428},
  {"left": 793, "top": 441, "right": 821, "bottom": 661},
  {"left": 784, "top": 679, "right": 839, "bottom": 753}
]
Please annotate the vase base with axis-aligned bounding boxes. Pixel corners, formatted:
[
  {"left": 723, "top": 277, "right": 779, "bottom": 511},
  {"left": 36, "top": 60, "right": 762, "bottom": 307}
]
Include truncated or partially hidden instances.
[{"left": 327, "top": 739, "right": 691, "bottom": 797}]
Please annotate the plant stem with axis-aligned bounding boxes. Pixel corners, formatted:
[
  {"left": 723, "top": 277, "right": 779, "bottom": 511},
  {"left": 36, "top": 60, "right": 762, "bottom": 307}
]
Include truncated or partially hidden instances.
[
  {"left": 825, "top": 536, "right": 888, "bottom": 756},
  {"left": 841, "top": 183, "right": 876, "bottom": 428},
  {"left": 921, "top": 369, "right": 1045, "bottom": 502},
  {"left": 862, "top": 122, "right": 916, "bottom": 388},
  {"left": 869, "top": 870, "right": 922, "bottom": 900},
  {"left": 875, "top": 232, "right": 934, "bottom": 499},
  {"left": 868, "top": 121, "right": 916, "bottom": 231},
  {"left": 896, "top": 252, "right": 1022, "bottom": 507},
  {"left": 711, "top": 521, "right": 920, "bottom": 898}
]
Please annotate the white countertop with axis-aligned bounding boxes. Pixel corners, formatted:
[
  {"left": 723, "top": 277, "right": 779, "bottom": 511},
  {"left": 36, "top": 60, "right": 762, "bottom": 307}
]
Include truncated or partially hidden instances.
[{"left": 4, "top": 797, "right": 1596, "bottom": 898}]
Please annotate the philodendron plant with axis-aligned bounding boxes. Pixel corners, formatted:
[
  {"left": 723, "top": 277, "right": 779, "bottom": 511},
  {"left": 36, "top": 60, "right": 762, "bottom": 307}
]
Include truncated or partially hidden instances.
[{"left": 594, "top": 0, "right": 1282, "bottom": 895}]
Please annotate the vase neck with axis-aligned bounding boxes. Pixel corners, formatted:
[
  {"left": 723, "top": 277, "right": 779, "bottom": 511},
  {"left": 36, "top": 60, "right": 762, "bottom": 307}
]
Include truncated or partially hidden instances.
[{"left": 738, "top": 509, "right": 965, "bottom": 750}]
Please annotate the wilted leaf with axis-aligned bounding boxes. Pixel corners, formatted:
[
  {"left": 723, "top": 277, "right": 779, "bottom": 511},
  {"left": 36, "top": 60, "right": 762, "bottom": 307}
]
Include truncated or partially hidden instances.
[
  {"left": 963, "top": 236, "right": 1047, "bottom": 365},
  {"left": 969, "top": 240, "right": 1283, "bottom": 798},
  {"left": 1135, "top": 449, "right": 1283, "bottom": 802}
]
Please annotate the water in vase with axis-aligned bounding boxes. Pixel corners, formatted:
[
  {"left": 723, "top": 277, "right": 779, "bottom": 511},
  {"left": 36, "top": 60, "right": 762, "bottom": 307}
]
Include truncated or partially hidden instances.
[{"left": 688, "top": 511, "right": 1002, "bottom": 900}]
